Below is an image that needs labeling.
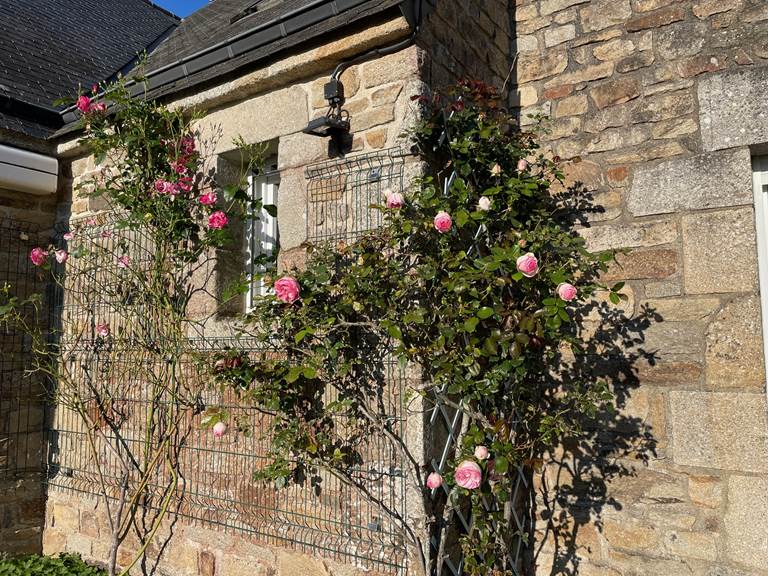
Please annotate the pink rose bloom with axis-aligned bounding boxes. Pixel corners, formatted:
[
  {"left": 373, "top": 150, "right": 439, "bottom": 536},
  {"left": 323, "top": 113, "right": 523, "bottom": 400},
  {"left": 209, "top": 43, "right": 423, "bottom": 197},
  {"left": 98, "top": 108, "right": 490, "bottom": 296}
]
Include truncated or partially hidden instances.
[
  {"left": 385, "top": 191, "right": 404, "bottom": 209},
  {"left": 54, "top": 249, "right": 69, "bottom": 264},
  {"left": 454, "top": 460, "right": 482, "bottom": 490},
  {"left": 154, "top": 180, "right": 176, "bottom": 195},
  {"left": 274, "top": 276, "right": 301, "bottom": 304},
  {"left": 477, "top": 196, "right": 491, "bottom": 211},
  {"left": 433, "top": 211, "right": 452, "bottom": 233},
  {"left": 86, "top": 218, "right": 98, "bottom": 226},
  {"left": 426, "top": 472, "right": 443, "bottom": 489},
  {"left": 199, "top": 191, "right": 217, "bottom": 206},
  {"left": 557, "top": 282, "right": 577, "bottom": 302},
  {"left": 96, "top": 323, "right": 110, "bottom": 338},
  {"left": 171, "top": 159, "right": 189, "bottom": 175},
  {"left": 117, "top": 255, "right": 130, "bottom": 269},
  {"left": 30, "top": 247, "right": 47, "bottom": 266},
  {"left": 76, "top": 95, "right": 92, "bottom": 114},
  {"left": 91, "top": 102, "right": 106, "bottom": 113},
  {"left": 181, "top": 136, "right": 196, "bottom": 154},
  {"left": 100, "top": 230, "right": 113, "bottom": 238},
  {"left": 62, "top": 232, "right": 74, "bottom": 241},
  {"left": 213, "top": 422, "right": 227, "bottom": 438},
  {"left": 176, "top": 177, "right": 193, "bottom": 192},
  {"left": 517, "top": 158, "right": 529, "bottom": 172},
  {"left": 474, "top": 445, "right": 490, "bottom": 460},
  {"left": 516, "top": 252, "right": 539, "bottom": 278},
  {"left": 207, "top": 211, "right": 228, "bottom": 229}
]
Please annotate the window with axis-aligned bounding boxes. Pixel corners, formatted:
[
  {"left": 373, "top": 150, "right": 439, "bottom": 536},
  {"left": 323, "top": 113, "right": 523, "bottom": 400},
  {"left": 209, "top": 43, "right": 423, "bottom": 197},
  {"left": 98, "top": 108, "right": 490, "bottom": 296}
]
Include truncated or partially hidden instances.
[
  {"left": 752, "top": 155, "right": 768, "bottom": 383},
  {"left": 245, "top": 163, "right": 279, "bottom": 311}
]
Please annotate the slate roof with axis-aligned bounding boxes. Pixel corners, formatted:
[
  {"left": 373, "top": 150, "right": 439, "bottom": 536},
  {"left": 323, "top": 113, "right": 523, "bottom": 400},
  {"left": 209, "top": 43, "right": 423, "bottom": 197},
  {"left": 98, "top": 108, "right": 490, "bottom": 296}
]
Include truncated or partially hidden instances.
[
  {"left": 137, "top": 0, "right": 404, "bottom": 102},
  {"left": 0, "top": 0, "right": 178, "bottom": 138},
  {"left": 2, "top": 0, "right": 408, "bottom": 142}
]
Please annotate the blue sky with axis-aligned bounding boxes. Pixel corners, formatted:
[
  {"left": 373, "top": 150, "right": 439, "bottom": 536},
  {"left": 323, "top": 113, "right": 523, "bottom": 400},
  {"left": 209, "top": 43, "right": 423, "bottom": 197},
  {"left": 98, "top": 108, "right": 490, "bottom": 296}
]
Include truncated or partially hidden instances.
[{"left": 155, "top": 0, "right": 209, "bottom": 17}]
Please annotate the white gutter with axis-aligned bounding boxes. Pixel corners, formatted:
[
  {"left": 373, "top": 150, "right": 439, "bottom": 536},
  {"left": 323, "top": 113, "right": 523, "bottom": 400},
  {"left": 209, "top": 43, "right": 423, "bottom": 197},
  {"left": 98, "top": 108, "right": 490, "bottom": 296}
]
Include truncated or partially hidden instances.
[{"left": 0, "top": 143, "right": 58, "bottom": 195}]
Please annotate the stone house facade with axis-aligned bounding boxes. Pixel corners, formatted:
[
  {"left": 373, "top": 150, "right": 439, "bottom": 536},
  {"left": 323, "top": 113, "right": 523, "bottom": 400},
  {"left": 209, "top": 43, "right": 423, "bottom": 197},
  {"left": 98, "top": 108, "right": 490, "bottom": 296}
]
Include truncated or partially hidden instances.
[{"left": 1, "top": 0, "right": 768, "bottom": 574}]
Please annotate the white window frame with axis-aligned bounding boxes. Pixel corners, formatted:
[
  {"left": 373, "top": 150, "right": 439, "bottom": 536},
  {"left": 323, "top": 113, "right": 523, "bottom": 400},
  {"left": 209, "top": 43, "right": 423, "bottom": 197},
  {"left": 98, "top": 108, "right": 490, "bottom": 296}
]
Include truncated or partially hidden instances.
[
  {"left": 752, "top": 155, "right": 768, "bottom": 387},
  {"left": 245, "top": 168, "right": 279, "bottom": 311}
]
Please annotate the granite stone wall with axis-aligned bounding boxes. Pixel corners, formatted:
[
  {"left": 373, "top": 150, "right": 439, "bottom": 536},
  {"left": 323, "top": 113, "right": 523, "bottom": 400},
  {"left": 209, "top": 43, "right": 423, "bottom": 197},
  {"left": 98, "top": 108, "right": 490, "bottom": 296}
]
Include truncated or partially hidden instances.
[
  {"left": 41, "top": 17, "right": 426, "bottom": 576},
  {"left": 512, "top": 1, "right": 768, "bottom": 574}
]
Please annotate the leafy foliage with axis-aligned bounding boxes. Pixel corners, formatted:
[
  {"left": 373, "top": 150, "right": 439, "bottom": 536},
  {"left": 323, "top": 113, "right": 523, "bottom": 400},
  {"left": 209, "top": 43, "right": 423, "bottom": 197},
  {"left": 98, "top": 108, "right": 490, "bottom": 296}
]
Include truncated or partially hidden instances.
[
  {"left": 0, "top": 554, "right": 106, "bottom": 576},
  {"left": 213, "top": 80, "right": 622, "bottom": 574}
]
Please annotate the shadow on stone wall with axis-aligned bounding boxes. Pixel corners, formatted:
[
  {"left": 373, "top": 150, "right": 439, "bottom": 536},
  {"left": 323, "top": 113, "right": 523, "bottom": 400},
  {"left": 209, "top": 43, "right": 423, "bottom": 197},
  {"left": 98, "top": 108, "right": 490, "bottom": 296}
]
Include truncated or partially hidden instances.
[{"left": 526, "top": 184, "right": 660, "bottom": 576}]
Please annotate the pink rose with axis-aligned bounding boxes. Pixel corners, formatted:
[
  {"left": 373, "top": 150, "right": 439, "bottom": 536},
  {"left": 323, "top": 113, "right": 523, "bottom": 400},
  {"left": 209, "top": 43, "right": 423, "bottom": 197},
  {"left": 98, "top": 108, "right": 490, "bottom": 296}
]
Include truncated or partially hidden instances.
[
  {"left": 76, "top": 95, "right": 92, "bottom": 114},
  {"left": 62, "top": 232, "right": 74, "bottom": 241},
  {"left": 54, "top": 249, "right": 69, "bottom": 264},
  {"left": 180, "top": 136, "right": 196, "bottom": 154},
  {"left": 517, "top": 158, "right": 529, "bottom": 172},
  {"left": 454, "top": 460, "right": 482, "bottom": 490},
  {"left": 557, "top": 282, "right": 577, "bottom": 302},
  {"left": 426, "top": 472, "right": 443, "bottom": 489},
  {"left": 154, "top": 180, "right": 176, "bottom": 195},
  {"left": 176, "top": 177, "right": 193, "bottom": 192},
  {"left": 516, "top": 252, "right": 539, "bottom": 278},
  {"left": 100, "top": 230, "right": 113, "bottom": 238},
  {"left": 30, "top": 247, "right": 47, "bottom": 267},
  {"left": 474, "top": 445, "right": 490, "bottom": 460},
  {"left": 199, "top": 191, "right": 217, "bottom": 206},
  {"left": 385, "top": 191, "right": 404, "bottom": 209},
  {"left": 213, "top": 422, "right": 227, "bottom": 438},
  {"left": 490, "top": 163, "right": 502, "bottom": 176},
  {"left": 96, "top": 323, "right": 110, "bottom": 338},
  {"left": 207, "top": 211, "right": 228, "bottom": 229},
  {"left": 433, "top": 211, "right": 452, "bottom": 233},
  {"left": 274, "top": 276, "right": 300, "bottom": 304},
  {"left": 92, "top": 102, "right": 106, "bottom": 113},
  {"left": 477, "top": 196, "right": 491, "bottom": 211},
  {"left": 117, "top": 255, "right": 130, "bottom": 269},
  {"left": 171, "top": 159, "right": 189, "bottom": 175}
]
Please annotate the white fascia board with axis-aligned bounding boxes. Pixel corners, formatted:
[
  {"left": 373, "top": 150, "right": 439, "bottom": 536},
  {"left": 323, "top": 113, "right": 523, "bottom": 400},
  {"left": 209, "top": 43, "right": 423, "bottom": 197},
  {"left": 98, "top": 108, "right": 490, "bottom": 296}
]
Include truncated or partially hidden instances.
[{"left": 0, "top": 142, "right": 58, "bottom": 195}]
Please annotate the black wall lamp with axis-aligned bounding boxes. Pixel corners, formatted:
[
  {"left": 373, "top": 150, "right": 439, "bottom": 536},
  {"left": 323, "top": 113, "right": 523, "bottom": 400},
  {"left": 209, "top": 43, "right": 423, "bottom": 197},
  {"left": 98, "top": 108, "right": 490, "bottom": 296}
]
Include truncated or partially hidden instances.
[{"left": 302, "top": 78, "right": 351, "bottom": 157}]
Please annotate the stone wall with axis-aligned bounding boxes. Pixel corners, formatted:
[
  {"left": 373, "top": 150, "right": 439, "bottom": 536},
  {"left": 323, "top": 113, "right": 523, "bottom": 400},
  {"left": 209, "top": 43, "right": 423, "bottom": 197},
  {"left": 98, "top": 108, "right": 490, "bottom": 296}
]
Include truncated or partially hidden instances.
[
  {"left": 42, "top": 16, "right": 425, "bottom": 576},
  {"left": 512, "top": 0, "right": 768, "bottom": 574},
  {"left": 418, "top": 0, "right": 512, "bottom": 89}
]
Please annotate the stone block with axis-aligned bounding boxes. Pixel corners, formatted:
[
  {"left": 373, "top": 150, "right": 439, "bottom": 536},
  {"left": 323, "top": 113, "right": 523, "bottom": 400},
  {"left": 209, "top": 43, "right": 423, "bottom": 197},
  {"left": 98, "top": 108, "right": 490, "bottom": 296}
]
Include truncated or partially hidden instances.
[
  {"left": 651, "top": 117, "right": 698, "bottom": 139},
  {"left": 699, "top": 66, "right": 768, "bottom": 152},
  {"left": 636, "top": 360, "right": 702, "bottom": 386},
  {"left": 579, "top": 221, "right": 677, "bottom": 252},
  {"left": 693, "top": 0, "right": 742, "bottom": 18},
  {"left": 644, "top": 297, "right": 721, "bottom": 322},
  {"left": 656, "top": 21, "right": 709, "bottom": 60},
  {"left": 616, "top": 51, "right": 655, "bottom": 73},
  {"left": 602, "top": 248, "right": 677, "bottom": 281},
  {"left": 543, "top": 61, "right": 613, "bottom": 87},
  {"left": 518, "top": 51, "right": 569, "bottom": 83},
  {"left": 584, "top": 105, "right": 630, "bottom": 133},
  {"left": 370, "top": 84, "right": 402, "bottom": 107},
  {"left": 642, "top": 320, "right": 707, "bottom": 355},
  {"left": 550, "top": 116, "right": 582, "bottom": 139},
  {"left": 678, "top": 55, "right": 726, "bottom": 78},
  {"left": 626, "top": 5, "right": 686, "bottom": 31},
  {"left": 579, "top": 0, "right": 632, "bottom": 32},
  {"left": 628, "top": 148, "right": 752, "bottom": 216},
  {"left": 361, "top": 45, "right": 419, "bottom": 88},
  {"left": 634, "top": 0, "right": 685, "bottom": 11},
  {"left": 545, "top": 24, "right": 576, "bottom": 47},
  {"left": 541, "top": 0, "right": 589, "bottom": 16},
  {"left": 688, "top": 475, "right": 723, "bottom": 508},
  {"left": 662, "top": 530, "right": 719, "bottom": 561},
  {"left": 669, "top": 391, "right": 768, "bottom": 473},
  {"left": 350, "top": 105, "right": 394, "bottom": 132},
  {"left": 682, "top": 207, "right": 758, "bottom": 294},
  {"left": 603, "top": 518, "right": 659, "bottom": 552},
  {"left": 589, "top": 77, "right": 642, "bottom": 109},
  {"left": 554, "top": 94, "right": 588, "bottom": 118},
  {"left": 632, "top": 89, "right": 695, "bottom": 123},
  {"left": 725, "top": 475, "right": 768, "bottom": 569},
  {"left": 593, "top": 38, "right": 636, "bottom": 61},
  {"left": 705, "top": 295, "right": 765, "bottom": 392},
  {"left": 277, "top": 551, "right": 330, "bottom": 576}
]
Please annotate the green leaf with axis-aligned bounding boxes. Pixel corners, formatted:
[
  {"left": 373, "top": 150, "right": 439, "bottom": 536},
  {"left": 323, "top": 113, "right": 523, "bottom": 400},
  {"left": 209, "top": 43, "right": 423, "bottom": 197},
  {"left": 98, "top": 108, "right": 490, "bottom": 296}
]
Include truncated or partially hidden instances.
[
  {"left": 263, "top": 204, "right": 278, "bottom": 217},
  {"left": 494, "top": 457, "right": 509, "bottom": 474},
  {"left": 609, "top": 292, "right": 621, "bottom": 305},
  {"left": 463, "top": 317, "right": 479, "bottom": 332},
  {"left": 477, "top": 306, "right": 494, "bottom": 319},
  {"left": 387, "top": 324, "right": 403, "bottom": 341}
]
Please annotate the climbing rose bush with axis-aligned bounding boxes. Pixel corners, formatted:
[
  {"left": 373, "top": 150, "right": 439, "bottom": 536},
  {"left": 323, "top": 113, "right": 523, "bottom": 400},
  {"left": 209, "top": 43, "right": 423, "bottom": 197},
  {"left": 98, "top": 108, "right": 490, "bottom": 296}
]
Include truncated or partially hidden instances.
[{"left": 214, "top": 80, "right": 622, "bottom": 575}]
